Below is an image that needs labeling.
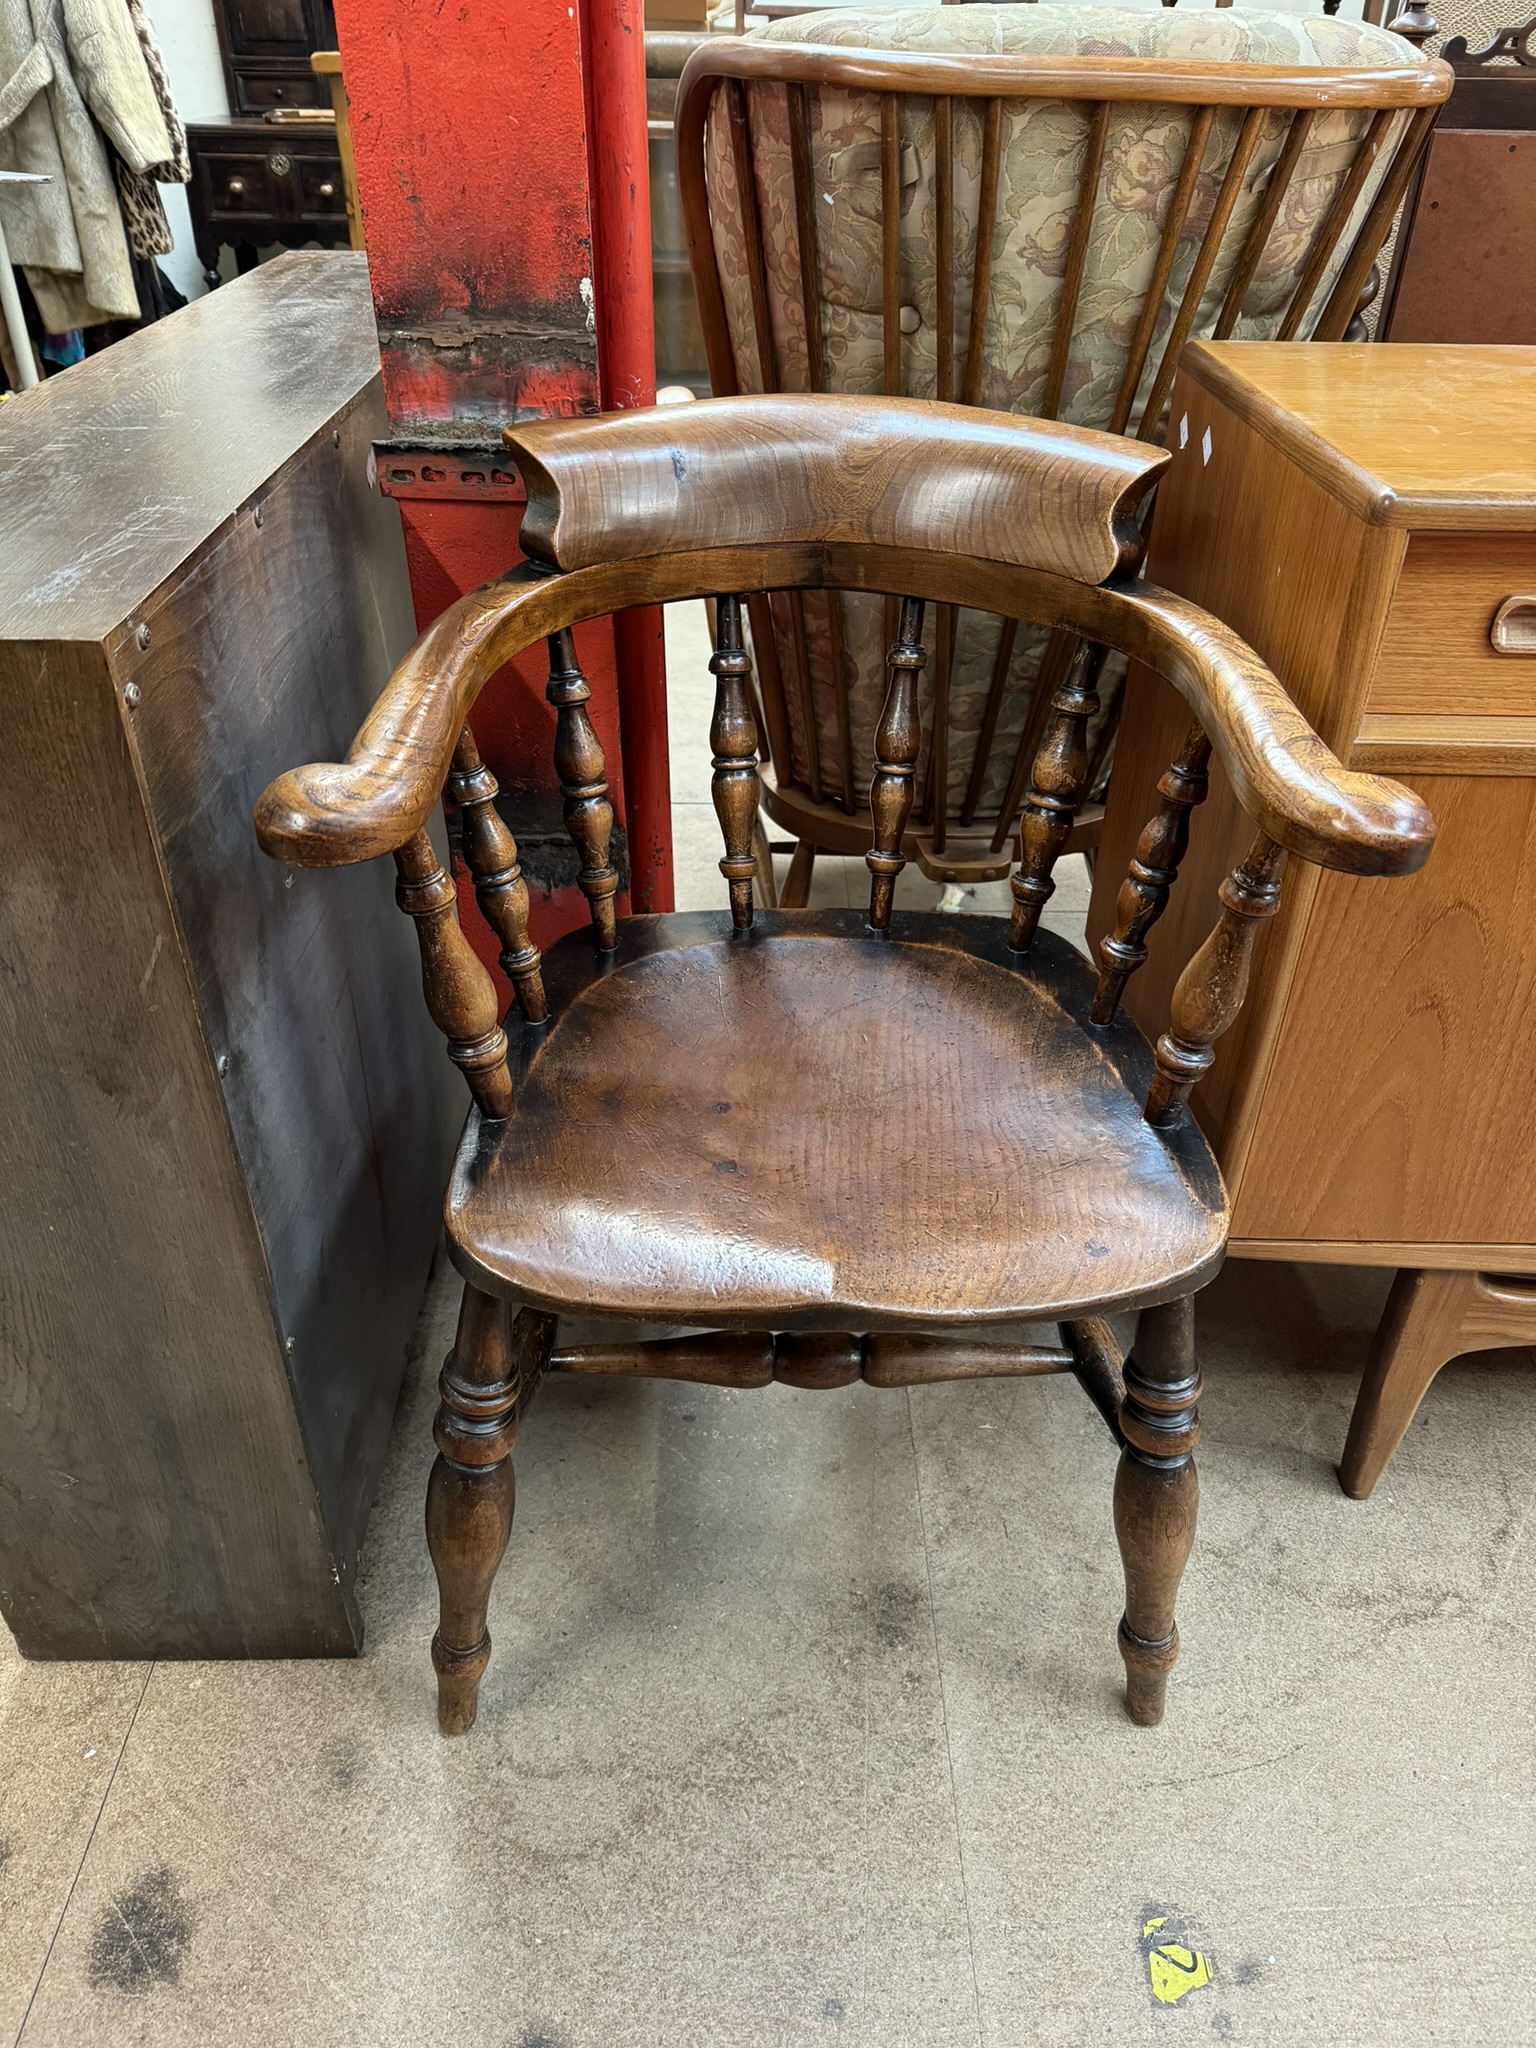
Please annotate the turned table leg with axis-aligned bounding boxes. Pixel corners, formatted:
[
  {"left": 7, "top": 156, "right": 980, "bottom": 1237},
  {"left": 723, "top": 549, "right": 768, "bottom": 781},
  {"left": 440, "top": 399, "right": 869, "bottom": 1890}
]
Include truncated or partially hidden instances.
[{"left": 1339, "top": 1269, "right": 1536, "bottom": 1500}]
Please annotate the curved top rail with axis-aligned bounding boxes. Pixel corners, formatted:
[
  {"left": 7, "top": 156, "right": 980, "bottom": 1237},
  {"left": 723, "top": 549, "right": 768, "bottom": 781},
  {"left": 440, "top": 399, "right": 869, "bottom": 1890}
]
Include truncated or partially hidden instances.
[
  {"left": 675, "top": 37, "right": 1454, "bottom": 116},
  {"left": 508, "top": 396, "right": 1168, "bottom": 588}
]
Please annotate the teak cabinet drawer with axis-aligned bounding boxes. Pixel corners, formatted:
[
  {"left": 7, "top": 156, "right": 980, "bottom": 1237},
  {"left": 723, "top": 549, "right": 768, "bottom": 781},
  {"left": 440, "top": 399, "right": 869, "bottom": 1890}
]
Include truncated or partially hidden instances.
[{"left": 1369, "top": 533, "right": 1536, "bottom": 716}]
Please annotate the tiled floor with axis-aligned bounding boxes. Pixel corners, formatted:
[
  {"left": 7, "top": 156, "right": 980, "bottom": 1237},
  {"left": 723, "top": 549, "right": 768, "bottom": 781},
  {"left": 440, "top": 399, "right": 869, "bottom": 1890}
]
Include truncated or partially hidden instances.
[{"left": 3, "top": 606, "right": 1533, "bottom": 2045}]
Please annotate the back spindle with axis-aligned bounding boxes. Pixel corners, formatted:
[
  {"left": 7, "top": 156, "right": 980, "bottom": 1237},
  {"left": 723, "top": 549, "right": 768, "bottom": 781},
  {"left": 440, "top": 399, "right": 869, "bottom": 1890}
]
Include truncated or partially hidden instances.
[
  {"left": 1144, "top": 833, "right": 1286, "bottom": 1129},
  {"left": 547, "top": 629, "right": 619, "bottom": 951},
  {"left": 1009, "top": 640, "right": 1109, "bottom": 951},
  {"left": 710, "top": 595, "right": 761, "bottom": 930},
  {"left": 447, "top": 726, "right": 547, "bottom": 1023},
  {"left": 1092, "top": 724, "right": 1211, "bottom": 1025},
  {"left": 866, "top": 596, "right": 927, "bottom": 931}
]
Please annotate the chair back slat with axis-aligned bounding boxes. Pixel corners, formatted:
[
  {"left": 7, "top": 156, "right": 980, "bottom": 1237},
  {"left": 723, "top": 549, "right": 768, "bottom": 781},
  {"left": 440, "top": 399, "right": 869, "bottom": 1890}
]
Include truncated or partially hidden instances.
[
  {"left": 1108, "top": 104, "right": 1216, "bottom": 437},
  {"left": 926, "top": 604, "right": 957, "bottom": 851},
  {"left": 726, "top": 78, "right": 779, "bottom": 390},
  {"left": 867, "top": 597, "right": 927, "bottom": 929},
  {"left": 960, "top": 616, "right": 1017, "bottom": 830},
  {"left": 881, "top": 93, "right": 903, "bottom": 395},
  {"left": 962, "top": 96, "right": 1005, "bottom": 408},
  {"left": 1042, "top": 100, "right": 1111, "bottom": 423},
  {"left": 1276, "top": 106, "right": 1393, "bottom": 340},
  {"left": 710, "top": 595, "right": 762, "bottom": 930},
  {"left": 1213, "top": 107, "right": 1314, "bottom": 340},
  {"left": 824, "top": 591, "right": 857, "bottom": 812},
  {"left": 1136, "top": 103, "right": 1270, "bottom": 444},
  {"left": 934, "top": 94, "right": 955, "bottom": 404},
  {"left": 786, "top": 589, "right": 825, "bottom": 802},
  {"left": 786, "top": 82, "right": 828, "bottom": 391},
  {"left": 1314, "top": 103, "right": 1440, "bottom": 337}
]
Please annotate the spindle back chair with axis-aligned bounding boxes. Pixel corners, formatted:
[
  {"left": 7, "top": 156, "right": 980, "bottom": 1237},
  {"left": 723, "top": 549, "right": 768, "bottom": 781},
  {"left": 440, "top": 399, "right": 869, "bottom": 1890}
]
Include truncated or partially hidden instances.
[
  {"left": 676, "top": 8, "right": 1450, "bottom": 898},
  {"left": 256, "top": 395, "right": 1435, "bottom": 1739}
]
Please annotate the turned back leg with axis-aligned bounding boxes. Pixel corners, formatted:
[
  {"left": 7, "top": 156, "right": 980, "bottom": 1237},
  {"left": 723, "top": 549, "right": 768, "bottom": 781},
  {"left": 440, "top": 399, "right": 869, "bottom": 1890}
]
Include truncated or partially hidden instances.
[
  {"left": 1114, "top": 1295, "right": 1201, "bottom": 1727},
  {"left": 426, "top": 1285, "right": 556, "bottom": 1735}
]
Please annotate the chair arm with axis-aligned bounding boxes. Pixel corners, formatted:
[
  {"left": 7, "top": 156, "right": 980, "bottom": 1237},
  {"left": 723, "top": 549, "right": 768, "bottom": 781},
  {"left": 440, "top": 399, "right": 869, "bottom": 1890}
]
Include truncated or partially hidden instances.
[
  {"left": 1110, "top": 580, "right": 1436, "bottom": 877},
  {"left": 254, "top": 563, "right": 569, "bottom": 868}
]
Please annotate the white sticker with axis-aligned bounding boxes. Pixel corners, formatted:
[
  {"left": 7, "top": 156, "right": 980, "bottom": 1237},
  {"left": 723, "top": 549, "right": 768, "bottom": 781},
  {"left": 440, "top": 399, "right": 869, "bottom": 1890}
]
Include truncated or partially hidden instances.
[
  {"left": 1201, "top": 425, "right": 1213, "bottom": 467},
  {"left": 1178, "top": 413, "right": 1189, "bottom": 450}
]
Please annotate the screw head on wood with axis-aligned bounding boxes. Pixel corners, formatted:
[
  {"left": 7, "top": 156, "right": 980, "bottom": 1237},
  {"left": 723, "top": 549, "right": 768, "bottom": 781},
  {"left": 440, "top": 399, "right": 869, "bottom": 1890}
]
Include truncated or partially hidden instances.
[
  {"left": 253, "top": 504, "right": 263, "bottom": 528},
  {"left": 216, "top": 1053, "right": 231, "bottom": 1077},
  {"left": 135, "top": 623, "right": 150, "bottom": 651},
  {"left": 122, "top": 681, "right": 142, "bottom": 708}
]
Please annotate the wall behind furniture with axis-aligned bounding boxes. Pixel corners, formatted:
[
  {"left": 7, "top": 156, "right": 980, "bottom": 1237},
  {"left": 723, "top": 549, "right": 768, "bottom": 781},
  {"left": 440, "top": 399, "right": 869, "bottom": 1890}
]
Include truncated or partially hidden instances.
[{"left": 150, "top": 0, "right": 230, "bottom": 302}]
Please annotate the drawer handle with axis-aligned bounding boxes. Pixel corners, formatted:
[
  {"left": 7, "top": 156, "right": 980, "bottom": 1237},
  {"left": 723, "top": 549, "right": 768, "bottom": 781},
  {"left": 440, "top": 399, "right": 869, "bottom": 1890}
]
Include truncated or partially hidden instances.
[
  {"left": 227, "top": 177, "right": 245, "bottom": 195},
  {"left": 318, "top": 180, "right": 336, "bottom": 198},
  {"left": 1491, "top": 595, "right": 1536, "bottom": 655}
]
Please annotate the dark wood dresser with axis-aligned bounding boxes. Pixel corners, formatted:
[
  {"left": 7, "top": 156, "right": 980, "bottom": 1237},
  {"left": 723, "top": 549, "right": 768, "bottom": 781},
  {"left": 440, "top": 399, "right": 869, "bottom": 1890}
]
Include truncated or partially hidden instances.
[{"left": 187, "top": 119, "right": 349, "bottom": 288}]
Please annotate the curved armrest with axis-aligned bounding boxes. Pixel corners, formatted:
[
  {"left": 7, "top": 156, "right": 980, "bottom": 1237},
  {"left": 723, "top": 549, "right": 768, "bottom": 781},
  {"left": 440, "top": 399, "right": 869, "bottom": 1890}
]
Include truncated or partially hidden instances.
[
  {"left": 255, "top": 547, "right": 1435, "bottom": 881},
  {"left": 1109, "top": 580, "right": 1436, "bottom": 877}
]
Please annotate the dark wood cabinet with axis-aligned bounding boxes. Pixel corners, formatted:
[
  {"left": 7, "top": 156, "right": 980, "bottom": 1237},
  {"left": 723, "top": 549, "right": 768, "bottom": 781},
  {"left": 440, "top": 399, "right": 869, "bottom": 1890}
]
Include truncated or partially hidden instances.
[
  {"left": 187, "top": 119, "right": 349, "bottom": 287},
  {"left": 213, "top": 0, "right": 338, "bottom": 117}
]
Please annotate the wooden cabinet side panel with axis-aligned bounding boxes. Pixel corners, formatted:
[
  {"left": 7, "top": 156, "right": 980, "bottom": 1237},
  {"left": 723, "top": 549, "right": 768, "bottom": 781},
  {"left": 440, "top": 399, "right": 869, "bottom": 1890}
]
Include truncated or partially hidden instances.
[
  {"left": 0, "top": 643, "right": 345, "bottom": 1658},
  {"left": 1231, "top": 773, "right": 1536, "bottom": 1245},
  {"left": 116, "top": 383, "right": 458, "bottom": 1600}
]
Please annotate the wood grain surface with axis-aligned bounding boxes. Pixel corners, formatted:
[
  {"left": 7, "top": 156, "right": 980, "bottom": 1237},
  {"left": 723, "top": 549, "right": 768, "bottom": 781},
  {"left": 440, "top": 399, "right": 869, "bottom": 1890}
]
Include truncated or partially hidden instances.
[
  {"left": 1179, "top": 342, "right": 1536, "bottom": 530},
  {"left": 509, "top": 394, "right": 1166, "bottom": 584},
  {"left": 443, "top": 910, "right": 1228, "bottom": 1327},
  {"left": 1368, "top": 534, "right": 1536, "bottom": 714},
  {"left": 257, "top": 398, "right": 1433, "bottom": 887}
]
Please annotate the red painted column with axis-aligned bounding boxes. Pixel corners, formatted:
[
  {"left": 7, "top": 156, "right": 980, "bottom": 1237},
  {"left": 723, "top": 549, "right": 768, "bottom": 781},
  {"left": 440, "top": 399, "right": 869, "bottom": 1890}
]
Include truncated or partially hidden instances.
[{"left": 332, "top": 0, "right": 672, "bottom": 976}]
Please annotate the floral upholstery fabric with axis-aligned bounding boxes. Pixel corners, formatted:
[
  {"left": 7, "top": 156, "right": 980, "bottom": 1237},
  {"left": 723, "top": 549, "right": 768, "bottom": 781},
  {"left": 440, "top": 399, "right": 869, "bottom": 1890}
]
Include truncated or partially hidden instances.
[{"left": 702, "top": 6, "right": 1430, "bottom": 818}]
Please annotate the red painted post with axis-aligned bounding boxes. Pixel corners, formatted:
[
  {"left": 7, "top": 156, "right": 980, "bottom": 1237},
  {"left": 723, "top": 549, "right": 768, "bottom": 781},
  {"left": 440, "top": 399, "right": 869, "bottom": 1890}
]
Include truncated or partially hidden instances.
[
  {"left": 583, "top": 0, "right": 672, "bottom": 912},
  {"left": 331, "top": 0, "right": 673, "bottom": 974}
]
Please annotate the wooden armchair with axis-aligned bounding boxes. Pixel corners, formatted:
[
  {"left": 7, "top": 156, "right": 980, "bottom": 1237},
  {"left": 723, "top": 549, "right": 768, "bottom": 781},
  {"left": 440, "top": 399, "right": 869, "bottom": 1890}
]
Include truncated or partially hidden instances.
[
  {"left": 676, "top": 8, "right": 1451, "bottom": 899},
  {"left": 255, "top": 397, "right": 1435, "bottom": 1734}
]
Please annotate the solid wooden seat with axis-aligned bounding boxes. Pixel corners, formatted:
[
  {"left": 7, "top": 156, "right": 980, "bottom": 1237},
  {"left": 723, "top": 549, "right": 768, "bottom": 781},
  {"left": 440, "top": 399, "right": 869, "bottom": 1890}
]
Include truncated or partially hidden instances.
[{"left": 447, "top": 909, "right": 1227, "bottom": 1328}]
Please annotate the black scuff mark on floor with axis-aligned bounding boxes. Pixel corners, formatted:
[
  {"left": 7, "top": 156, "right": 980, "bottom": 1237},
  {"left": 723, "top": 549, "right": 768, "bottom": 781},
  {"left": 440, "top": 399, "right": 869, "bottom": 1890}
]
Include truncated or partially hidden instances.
[{"left": 87, "top": 1867, "right": 193, "bottom": 1995}]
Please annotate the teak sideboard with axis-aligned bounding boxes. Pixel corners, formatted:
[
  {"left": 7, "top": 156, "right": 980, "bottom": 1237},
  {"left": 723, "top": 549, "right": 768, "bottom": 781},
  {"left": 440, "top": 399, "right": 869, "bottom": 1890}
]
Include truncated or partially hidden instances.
[{"left": 1087, "top": 342, "right": 1536, "bottom": 1495}]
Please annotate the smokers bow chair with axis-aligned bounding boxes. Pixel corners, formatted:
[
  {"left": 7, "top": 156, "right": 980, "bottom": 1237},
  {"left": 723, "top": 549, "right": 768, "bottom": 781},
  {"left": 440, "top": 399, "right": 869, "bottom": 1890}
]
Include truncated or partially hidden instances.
[
  {"left": 255, "top": 396, "right": 1435, "bottom": 1734},
  {"left": 676, "top": 7, "right": 1451, "bottom": 900}
]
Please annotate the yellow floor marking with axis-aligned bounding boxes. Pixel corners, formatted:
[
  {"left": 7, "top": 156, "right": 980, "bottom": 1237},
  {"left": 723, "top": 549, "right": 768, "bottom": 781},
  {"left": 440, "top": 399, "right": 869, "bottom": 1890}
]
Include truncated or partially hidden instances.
[{"left": 1141, "top": 1918, "right": 1214, "bottom": 2005}]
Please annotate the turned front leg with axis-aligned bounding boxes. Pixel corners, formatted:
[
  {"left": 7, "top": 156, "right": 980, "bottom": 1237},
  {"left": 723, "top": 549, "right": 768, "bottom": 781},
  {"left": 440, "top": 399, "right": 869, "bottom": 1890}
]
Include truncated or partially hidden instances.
[
  {"left": 427, "top": 1286, "right": 556, "bottom": 1734},
  {"left": 1114, "top": 1295, "right": 1201, "bottom": 1727}
]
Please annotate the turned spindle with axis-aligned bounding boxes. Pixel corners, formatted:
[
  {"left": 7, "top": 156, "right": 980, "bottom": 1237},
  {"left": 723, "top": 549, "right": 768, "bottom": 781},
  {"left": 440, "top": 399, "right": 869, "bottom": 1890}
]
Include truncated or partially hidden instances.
[
  {"left": 427, "top": 1290, "right": 557, "bottom": 1734},
  {"left": 1092, "top": 724, "right": 1212, "bottom": 1024},
  {"left": 394, "top": 827, "right": 514, "bottom": 1119},
  {"left": 547, "top": 628, "right": 619, "bottom": 951},
  {"left": 1114, "top": 1294, "right": 1201, "bottom": 1726},
  {"left": 447, "top": 725, "right": 547, "bottom": 1024},
  {"left": 1009, "top": 640, "right": 1108, "bottom": 951},
  {"left": 866, "top": 595, "right": 927, "bottom": 931},
  {"left": 710, "top": 594, "right": 761, "bottom": 930},
  {"left": 1144, "top": 833, "right": 1286, "bottom": 1129}
]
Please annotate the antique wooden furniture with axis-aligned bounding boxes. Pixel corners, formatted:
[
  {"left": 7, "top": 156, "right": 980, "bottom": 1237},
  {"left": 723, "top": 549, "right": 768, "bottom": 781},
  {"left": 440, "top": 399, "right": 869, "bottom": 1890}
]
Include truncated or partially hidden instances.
[
  {"left": 1084, "top": 341, "right": 1536, "bottom": 1501},
  {"left": 1379, "top": 12, "right": 1536, "bottom": 341},
  {"left": 676, "top": 13, "right": 1450, "bottom": 903},
  {"left": 256, "top": 394, "right": 1434, "bottom": 1734},
  {"left": 187, "top": 118, "right": 350, "bottom": 289},
  {"left": 214, "top": 0, "right": 339, "bottom": 117},
  {"left": 0, "top": 252, "right": 456, "bottom": 1658}
]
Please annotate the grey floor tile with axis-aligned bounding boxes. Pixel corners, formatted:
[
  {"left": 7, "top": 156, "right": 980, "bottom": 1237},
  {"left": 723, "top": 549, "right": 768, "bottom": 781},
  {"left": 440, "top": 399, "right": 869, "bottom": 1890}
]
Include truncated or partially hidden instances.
[
  {"left": 0, "top": 1641, "right": 149, "bottom": 2043},
  {"left": 17, "top": 1262, "right": 977, "bottom": 2048}
]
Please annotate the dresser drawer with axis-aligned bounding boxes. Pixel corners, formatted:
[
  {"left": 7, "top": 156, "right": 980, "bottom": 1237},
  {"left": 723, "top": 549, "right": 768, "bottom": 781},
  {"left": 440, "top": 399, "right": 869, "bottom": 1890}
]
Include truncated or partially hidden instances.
[{"left": 1368, "top": 533, "right": 1536, "bottom": 716}]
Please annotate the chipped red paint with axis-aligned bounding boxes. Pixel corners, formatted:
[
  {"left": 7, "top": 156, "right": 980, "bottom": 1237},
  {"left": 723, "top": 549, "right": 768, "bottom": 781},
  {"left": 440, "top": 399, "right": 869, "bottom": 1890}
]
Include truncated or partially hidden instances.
[{"left": 332, "top": 0, "right": 673, "bottom": 966}]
